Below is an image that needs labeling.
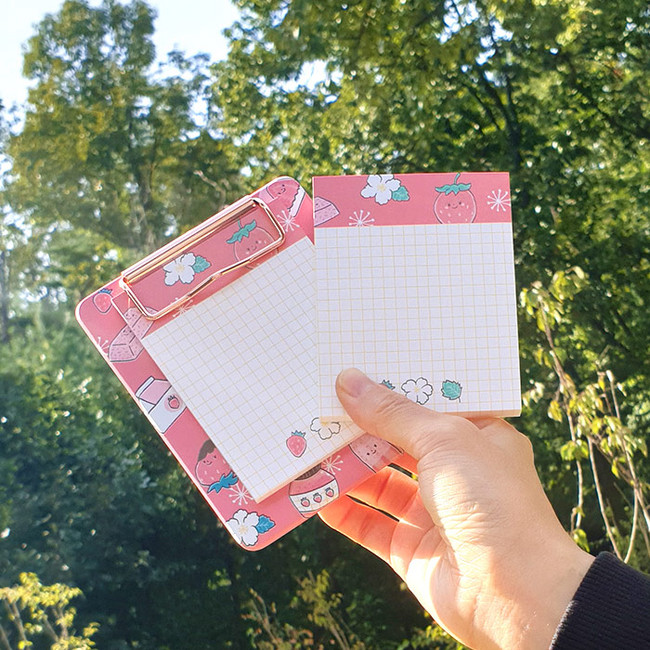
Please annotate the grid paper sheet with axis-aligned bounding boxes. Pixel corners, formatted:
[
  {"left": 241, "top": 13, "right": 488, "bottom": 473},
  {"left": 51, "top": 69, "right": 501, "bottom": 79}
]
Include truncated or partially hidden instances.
[
  {"left": 142, "top": 238, "right": 360, "bottom": 501},
  {"left": 316, "top": 223, "right": 521, "bottom": 419}
]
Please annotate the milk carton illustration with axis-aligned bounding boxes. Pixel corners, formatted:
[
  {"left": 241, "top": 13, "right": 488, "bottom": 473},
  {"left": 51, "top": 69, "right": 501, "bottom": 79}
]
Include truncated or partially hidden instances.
[{"left": 135, "top": 377, "right": 185, "bottom": 433}]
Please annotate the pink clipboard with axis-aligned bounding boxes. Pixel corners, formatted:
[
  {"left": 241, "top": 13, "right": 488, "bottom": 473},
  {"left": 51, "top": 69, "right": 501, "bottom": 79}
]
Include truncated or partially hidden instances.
[{"left": 76, "top": 177, "right": 401, "bottom": 550}]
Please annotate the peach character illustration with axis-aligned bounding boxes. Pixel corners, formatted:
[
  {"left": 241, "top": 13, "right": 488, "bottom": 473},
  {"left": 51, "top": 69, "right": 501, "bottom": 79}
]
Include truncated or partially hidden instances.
[
  {"left": 195, "top": 440, "right": 237, "bottom": 494},
  {"left": 226, "top": 219, "right": 276, "bottom": 262},
  {"left": 288, "top": 464, "right": 340, "bottom": 517},
  {"left": 433, "top": 173, "right": 477, "bottom": 224},
  {"left": 349, "top": 434, "right": 400, "bottom": 472}
]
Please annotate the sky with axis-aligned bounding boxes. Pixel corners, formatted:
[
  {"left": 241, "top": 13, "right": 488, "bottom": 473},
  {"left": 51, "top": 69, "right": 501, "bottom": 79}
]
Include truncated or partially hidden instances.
[{"left": 0, "top": 0, "right": 241, "bottom": 109}]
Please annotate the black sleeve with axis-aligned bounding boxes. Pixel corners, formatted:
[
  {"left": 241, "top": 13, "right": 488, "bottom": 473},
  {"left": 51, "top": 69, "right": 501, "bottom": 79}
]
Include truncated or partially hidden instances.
[{"left": 550, "top": 552, "right": 650, "bottom": 649}]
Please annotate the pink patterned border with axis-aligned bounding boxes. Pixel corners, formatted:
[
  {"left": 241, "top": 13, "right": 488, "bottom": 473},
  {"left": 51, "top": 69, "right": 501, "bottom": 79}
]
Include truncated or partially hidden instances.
[{"left": 313, "top": 172, "right": 511, "bottom": 228}]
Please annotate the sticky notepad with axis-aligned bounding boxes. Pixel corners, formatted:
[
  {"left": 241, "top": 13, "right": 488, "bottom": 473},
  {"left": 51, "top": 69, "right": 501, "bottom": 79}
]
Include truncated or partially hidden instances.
[
  {"left": 140, "top": 236, "right": 360, "bottom": 501},
  {"left": 314, "top": 172, "right": 521, "bottom": 421}
]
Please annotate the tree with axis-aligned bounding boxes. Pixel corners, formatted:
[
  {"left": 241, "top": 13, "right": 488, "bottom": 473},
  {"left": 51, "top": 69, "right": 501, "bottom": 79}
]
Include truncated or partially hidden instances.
[
  {"left": 2, "top": 0, "right": 650, "bottom": 647},
  {"left": 210, "top": 0, "right": 650, "bottom": 538},
  {"left": 0, "top": 572, "right": 98, "bottom": 649},
  {"left": 7, "top": 0, "right": 243, "bottom": 280}
]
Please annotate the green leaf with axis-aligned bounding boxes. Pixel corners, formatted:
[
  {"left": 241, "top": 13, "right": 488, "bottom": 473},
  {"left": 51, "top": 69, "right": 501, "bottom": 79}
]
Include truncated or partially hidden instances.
[
  {"left": 560, "top": 440, "right": 588, "bottom": 461},
  {"left": 255, "top": 515, "right": 275, "bottom": 533},
  {"left": 441, "top": 380, "right": 462, "bottom": 401},
  {"left": 434, "top": 173, "right": 472, "bottom": 195},
  {"left": 548, "top": 400, "right": 564, "bottom": 422},
  {"left": 226, "top": 220, "right": 257, "bottom": 244},
  {"left": 191, "top": 255, "right": 211, "bottom": 273},
  {"left": 572, "top": 528, "right": 590, "bottom": 552},
  {"left": 391, "top": 185, "right": 410, "bottom": 201}
]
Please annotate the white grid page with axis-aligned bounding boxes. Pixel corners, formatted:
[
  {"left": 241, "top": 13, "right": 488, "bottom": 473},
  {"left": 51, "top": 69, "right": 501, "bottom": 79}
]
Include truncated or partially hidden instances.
[
  {"left": 316, "top": 223, "right": 521, "bottom": 419},
  {"left": 142, "top": 238, "right": 359, "bottom": 501}
]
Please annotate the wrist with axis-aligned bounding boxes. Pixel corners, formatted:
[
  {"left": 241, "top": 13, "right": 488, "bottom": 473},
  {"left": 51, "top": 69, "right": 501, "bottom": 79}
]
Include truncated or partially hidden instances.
[{"left": 509, "top": 539, "right": 595, "bottom": 650}]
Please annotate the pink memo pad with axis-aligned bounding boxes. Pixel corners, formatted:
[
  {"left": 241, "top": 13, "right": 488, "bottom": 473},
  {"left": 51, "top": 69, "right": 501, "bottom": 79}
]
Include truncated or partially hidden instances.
[
  {"left": 314, "top": 172, "right": 521, "bottom": 421},
  {"left": 77, "top": 177, "right": 401, "bottom": 550}
]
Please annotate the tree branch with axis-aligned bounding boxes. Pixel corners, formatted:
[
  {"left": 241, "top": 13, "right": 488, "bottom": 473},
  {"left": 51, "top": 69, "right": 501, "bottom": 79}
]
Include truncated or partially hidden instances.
[
  {"left": 588, "top": 437, "right": 622, "bottom": 558},
  {"left": 0, "top": 620, "right": 12, "bottom": 650}
]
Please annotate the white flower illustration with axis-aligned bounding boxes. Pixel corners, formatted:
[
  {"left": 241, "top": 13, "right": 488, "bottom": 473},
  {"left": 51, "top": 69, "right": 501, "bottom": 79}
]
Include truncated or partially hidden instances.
[
  {"left": 361, "top": 174, "right": 401, "bottom": 205},
  {"left": 348, "top": 209, "right": 375, "bottom": 227},
  {"left": 401, "top": 377, "right": 434, "bottom": 405},
  {"left": 226, "top": 509, "right": 259, "bottom": 547},
  {"left": 310, "top": 417, "right": 342, "bottom": 440},
  {"left": 487, "top": 189, "right": 511, "bottom": 212},
  {"left": 164, "top": 253, "right": 196, "bottom": 286}
]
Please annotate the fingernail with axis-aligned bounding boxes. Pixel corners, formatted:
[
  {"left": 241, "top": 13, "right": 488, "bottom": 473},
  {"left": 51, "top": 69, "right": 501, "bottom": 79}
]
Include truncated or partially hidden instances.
[{"left": 336, "top": 368, "right": 373, "bottom": 399}]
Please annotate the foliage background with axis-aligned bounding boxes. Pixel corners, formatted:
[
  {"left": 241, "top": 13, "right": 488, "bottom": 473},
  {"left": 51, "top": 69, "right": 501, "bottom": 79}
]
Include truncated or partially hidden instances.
[{"left": 1, "top": 0, "right": 648, "bottom": 647}]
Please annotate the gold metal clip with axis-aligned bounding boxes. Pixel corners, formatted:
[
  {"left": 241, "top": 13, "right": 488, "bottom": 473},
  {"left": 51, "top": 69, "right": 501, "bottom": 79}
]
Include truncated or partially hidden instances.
[{"left": 120, "top": 197, "right": 285, "bottom": 320}]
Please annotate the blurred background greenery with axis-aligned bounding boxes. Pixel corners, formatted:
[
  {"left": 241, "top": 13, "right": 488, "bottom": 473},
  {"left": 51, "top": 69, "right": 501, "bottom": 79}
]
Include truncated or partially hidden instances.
[{"left": 1, "top": 0, "right": 648, "bottom": 647}]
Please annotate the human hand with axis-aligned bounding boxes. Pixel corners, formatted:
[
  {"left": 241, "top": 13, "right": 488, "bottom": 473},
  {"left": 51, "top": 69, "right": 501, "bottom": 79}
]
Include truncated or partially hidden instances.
[{"left": 319, "top": 369, "right": 594, "bottom": 650}]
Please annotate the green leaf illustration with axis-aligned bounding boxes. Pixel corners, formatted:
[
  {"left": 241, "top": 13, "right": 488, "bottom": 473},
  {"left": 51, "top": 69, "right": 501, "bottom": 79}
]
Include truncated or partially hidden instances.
[
  {"left": 191, "top": 255, "right": 211, "bottom": 273},
  {"left": 226, "top": 219, "right": 257, "bottom": 244},
  {"left": 435, "top": 173, "right": 472, "bottom": 195},
  {"left": 380, "top": 379, "right": 395, "bottom": 390},
  {"left": 441, "top": 380, "right": 462, "bottom": 401},
  {"left": 391, "top": 185, "right": 410, "bottom": 201},
  {"left": 255, "top": 515, "right": 276, "bottom": 533}
]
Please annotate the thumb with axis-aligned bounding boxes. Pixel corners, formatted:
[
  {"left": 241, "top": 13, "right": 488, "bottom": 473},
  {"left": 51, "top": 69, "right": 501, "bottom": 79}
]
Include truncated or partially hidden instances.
[{"left": 336, "top": 368, "right": 464, "bottom": 460}]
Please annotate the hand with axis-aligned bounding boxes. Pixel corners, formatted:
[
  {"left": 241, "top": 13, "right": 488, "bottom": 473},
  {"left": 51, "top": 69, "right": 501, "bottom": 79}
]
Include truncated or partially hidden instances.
[{"left": 319, "top": 369, "right": 594, "bottom": 650}]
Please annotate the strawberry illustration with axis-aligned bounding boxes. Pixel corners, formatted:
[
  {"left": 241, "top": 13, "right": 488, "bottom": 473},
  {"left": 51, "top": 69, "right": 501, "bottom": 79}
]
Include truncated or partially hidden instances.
[
  {"left": 167, "top": 394, "right": 181, "bottom": 410},
  {"left": 92, "top": 288, "right": 112, "bottom": 313},
  {"left": 286, "top": 431, "right": 307, "bottom": 457},
  {"left": 227, "top": 219, "right": 276, "bottom": 262},
  {"left": 433, "top": 173, "right": 477, "bottom": 224}
]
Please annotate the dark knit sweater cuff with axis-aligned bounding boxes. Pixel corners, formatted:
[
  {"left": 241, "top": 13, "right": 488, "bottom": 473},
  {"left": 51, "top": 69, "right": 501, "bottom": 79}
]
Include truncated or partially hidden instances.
[{"left": 551, "top": 552, "right": 650, "bottom": 649}]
